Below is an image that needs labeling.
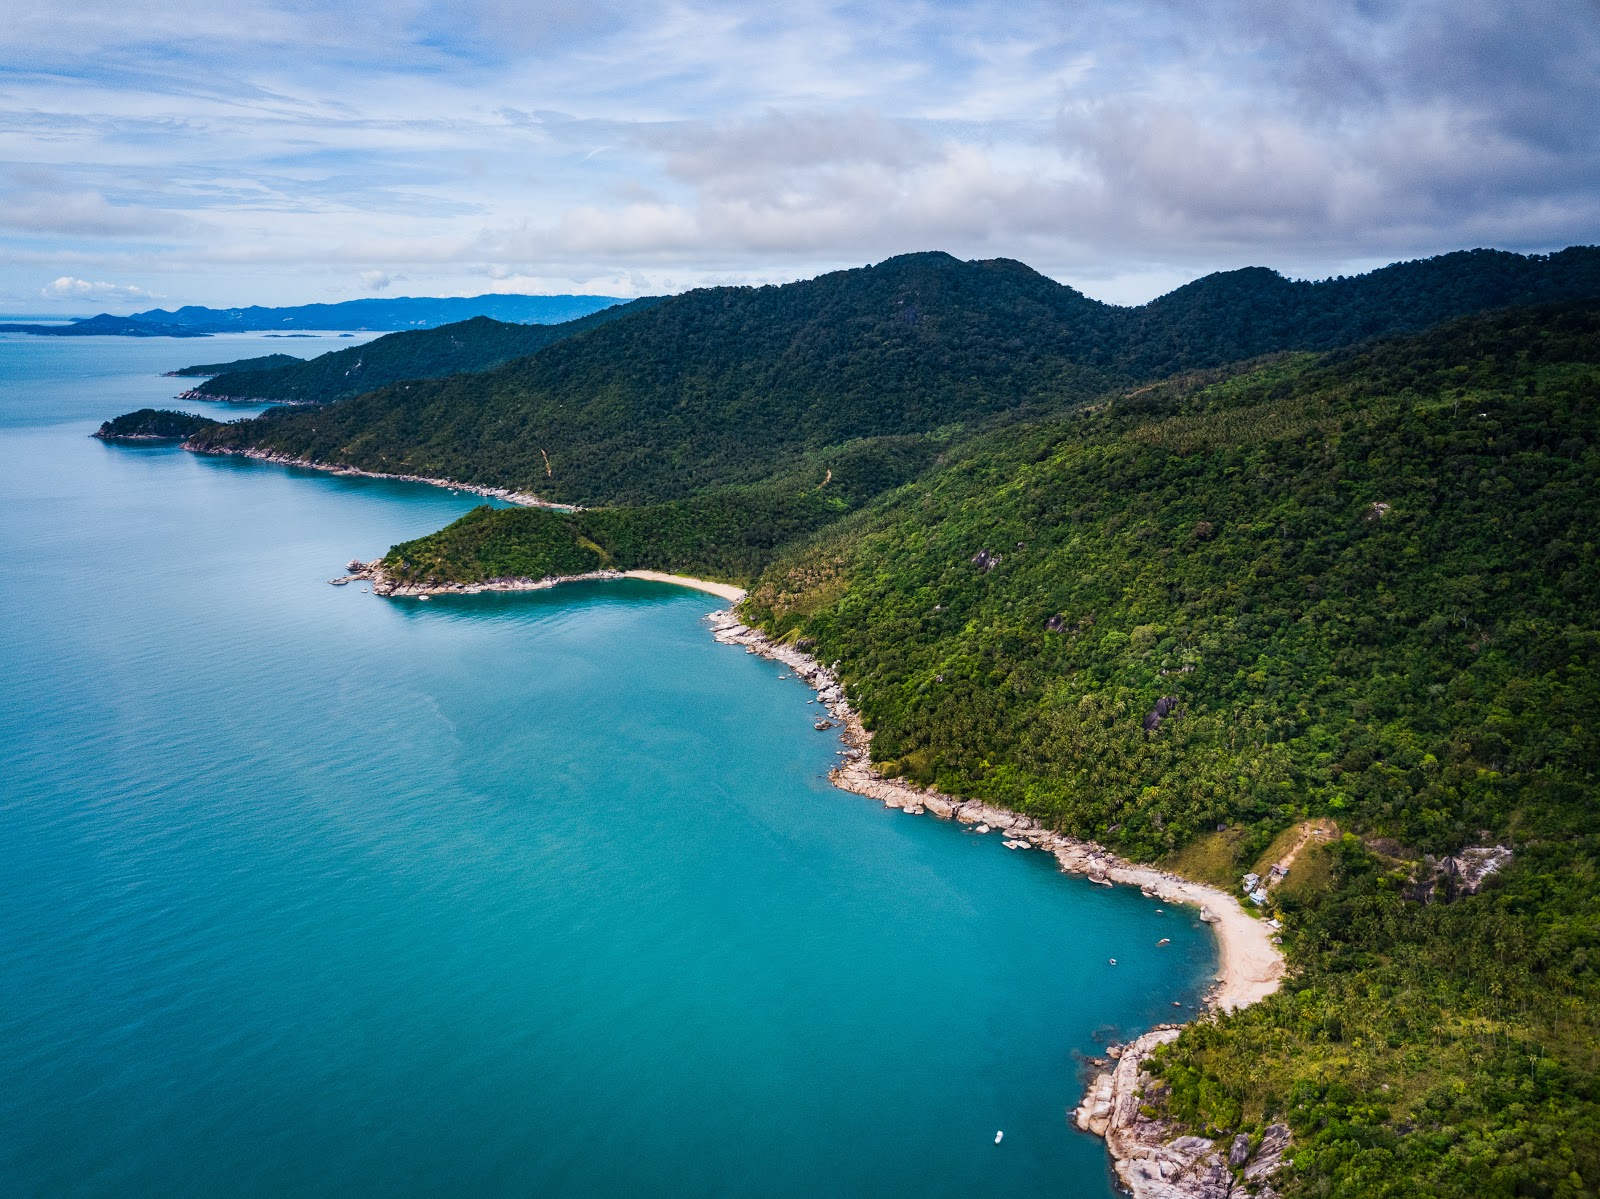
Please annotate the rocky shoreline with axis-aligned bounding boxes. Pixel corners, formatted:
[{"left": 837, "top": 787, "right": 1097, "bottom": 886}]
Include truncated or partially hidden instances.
[
  {"left": 176, "top": 388, "right": 313, "bottom": 404},
  {"left": 703, "top": 608, "right": 1290, "bottom": 1199},
  {"left": 184, "top": 444, "right": 577, "bottom": 510},
  {"left": 1073, "top": 1029, "right": 1290, "bottom": 1199}
]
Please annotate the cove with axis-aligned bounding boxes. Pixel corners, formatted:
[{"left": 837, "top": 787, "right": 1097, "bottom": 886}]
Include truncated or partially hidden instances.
[{"left": 0, "top": 334, "right": 1217, "bottom": 1197}]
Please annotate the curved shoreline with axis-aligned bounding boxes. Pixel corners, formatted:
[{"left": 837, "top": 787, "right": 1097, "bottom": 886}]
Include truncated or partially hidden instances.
[
  {"left": 341, "top": 559, "right": 1287, "bottom": 1193},
  {"left": 701, "top": 609, "right": 1289, "bottom": 1197},
  {"left": 340, "top": 565, "right": 1283, "bottom": 1009},
  {"left": 186, "top": 443, "right": 578, "bottom": 510},
  {"left": 701, "top": 609, "right": 1283, "bottom": 1013}
]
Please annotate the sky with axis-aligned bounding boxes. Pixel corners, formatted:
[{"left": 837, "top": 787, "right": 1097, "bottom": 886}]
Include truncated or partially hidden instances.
[{"left": 3, "top": 0, "right": 1598, "bottom": 312}]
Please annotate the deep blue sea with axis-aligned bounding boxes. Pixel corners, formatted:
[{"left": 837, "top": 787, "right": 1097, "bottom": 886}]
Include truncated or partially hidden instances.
[{"left": 0, "top": 331, "right": 1216, "bottom": 1196}]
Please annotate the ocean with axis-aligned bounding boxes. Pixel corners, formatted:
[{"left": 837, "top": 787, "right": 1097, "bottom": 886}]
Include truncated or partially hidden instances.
[{"left": 0, "top": 331, "right": 1216, "bottom": 1196}]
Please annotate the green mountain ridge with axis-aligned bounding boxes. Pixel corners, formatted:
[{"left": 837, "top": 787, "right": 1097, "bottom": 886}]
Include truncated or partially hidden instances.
[
  {"left": 187, "top": 299, "right": 662, "bottom": 404},
  {"left": 187, "top": 247, "right": 1600, "bottom": 507},
  {"left": 358, "top": 297, "right": 1600, "bottom": 1199}
]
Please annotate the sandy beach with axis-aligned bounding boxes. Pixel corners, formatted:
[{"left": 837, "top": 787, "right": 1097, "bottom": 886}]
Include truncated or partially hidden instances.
[{"left": 619, "top": 571, "right": 746, "bottom": 601}]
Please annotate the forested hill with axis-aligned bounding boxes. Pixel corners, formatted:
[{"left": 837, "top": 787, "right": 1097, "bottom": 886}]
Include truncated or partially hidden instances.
[
  {"left": 167, "top": 353, "right": 303, "bottom": 377},
  {"left": 186, "top": 247, "right": 1600, "bottom": 506},
  {"left": 374, "top": 302, "right": 1600, "bottom": 1196},
  {"left": 1117, "top": 245, "right": 1600, "bottom": 372},
  {"left": 187, "top": 299, "right": 661, "bottom": 404}
]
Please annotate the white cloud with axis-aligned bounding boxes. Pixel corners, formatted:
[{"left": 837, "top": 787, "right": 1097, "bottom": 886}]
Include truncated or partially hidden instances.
[
  {"left": 0, "top": 0, "right": 1594, "bottom": 307},
  {"left": 39, "top": 276, "right": 160, "bottom": 302}
]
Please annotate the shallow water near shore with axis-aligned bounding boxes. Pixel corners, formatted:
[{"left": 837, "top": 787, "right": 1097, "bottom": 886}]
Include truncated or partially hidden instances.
[{"left": 0, "top": 335, "right": 1216, "bottom": 1197}]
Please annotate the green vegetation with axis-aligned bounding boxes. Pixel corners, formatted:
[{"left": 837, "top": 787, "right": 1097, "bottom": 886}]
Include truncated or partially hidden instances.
[
  {"left": 94, "top": 409, "right": 220, "bottom": 440},
  {"left": 186, "top": 247, "right": 1600, "bottom": 507},
  {"left": 125, "top": 246, "right": 1600, "bottom": 1197},
  {"left": 739, "top": 303, "right": 1600, "bottom": 1198},
  {"left": 167, "top": 353, "right": 302, "bottom": 377},
  {"left": 384, "top": 484, "right": 853, "bottom": 587},
  {"left": 190, "top": 299, "right": 659, "bottom": 403}
]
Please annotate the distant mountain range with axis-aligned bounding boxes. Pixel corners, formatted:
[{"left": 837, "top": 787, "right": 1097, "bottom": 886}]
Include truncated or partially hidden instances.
[
  {"left": 0, "top": 314, "right": 213, "bottom": 337},
  {"left": 0, "top": 294, "right": 626, "bottom": 337}
]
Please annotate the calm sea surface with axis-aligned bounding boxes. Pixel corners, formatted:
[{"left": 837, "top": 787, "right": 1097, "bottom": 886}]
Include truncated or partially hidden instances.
[{"left": 0, "top": 332, "right": 1216, "bottom": 1196}]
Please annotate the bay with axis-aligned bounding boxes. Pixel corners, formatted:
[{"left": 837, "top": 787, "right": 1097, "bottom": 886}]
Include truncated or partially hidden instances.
[{"left": 0, "top": 332, "right": 1216, "bottom": 1196}]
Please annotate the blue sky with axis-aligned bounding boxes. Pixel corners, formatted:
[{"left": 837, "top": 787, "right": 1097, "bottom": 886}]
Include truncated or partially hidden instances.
[{"left": 3, "top": 0, "right": 1597, "bottom": 311}]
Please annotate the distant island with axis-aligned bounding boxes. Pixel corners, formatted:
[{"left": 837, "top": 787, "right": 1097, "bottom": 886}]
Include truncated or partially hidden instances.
[
  {"left": 4, "top": 293, "right": 626, "bottom": 338},
  {"left": 0, "top": 314, "right": 211, "bottom": 338},
  {"left": 94, "top": 409, "right": 219, "bottom": 441}
]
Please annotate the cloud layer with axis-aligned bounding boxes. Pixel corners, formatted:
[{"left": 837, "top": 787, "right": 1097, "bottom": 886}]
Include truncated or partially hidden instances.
[{"left": 2, "top": 0, "right": 1595, "bottom": 309}]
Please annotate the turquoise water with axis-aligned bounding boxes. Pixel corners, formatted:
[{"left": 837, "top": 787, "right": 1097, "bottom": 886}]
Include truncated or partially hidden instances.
[{"left": 0, "top": 334, "right": 1216, "bottom": 1196}]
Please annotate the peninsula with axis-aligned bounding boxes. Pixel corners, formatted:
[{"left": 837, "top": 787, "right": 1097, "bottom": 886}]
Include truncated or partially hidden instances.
[{"left": 109, "top": 246, "right": 1600, "bottom": 1198}]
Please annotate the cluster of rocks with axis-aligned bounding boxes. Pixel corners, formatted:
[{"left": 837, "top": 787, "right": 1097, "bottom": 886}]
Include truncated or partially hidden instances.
[
  {"left": 1075, "top": 1029, "right": 1289, "bottom": 1199},
  {"left": 1143, "top": 695, "right": 1182, "bottom": 737},
  {"left": 1411, "top": 845, "right": 1513, "bottom": 903}
]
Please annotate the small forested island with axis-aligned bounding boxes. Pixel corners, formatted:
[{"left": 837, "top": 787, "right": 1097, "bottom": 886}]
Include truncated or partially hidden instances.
[
  {"left": 124, "top": 246, "right": 1600, "bottom": 1197},
  {"left": 95, "top": 409, "right": 220, "bottom": 441},
  {"left": 164, "top": 353, "right": 303, "bottom": 377}
]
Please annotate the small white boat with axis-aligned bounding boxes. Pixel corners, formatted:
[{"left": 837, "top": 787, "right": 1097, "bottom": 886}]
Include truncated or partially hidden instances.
[
  {"left": 1108, "top": 958, "right": 1117, "bottom": 966},
  {"left": 1157, "top": 938, "right": 1170, "bottom": 946},
  {"left": 994, "top": 1131, "right": 1003, "bottom": 1145}
]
